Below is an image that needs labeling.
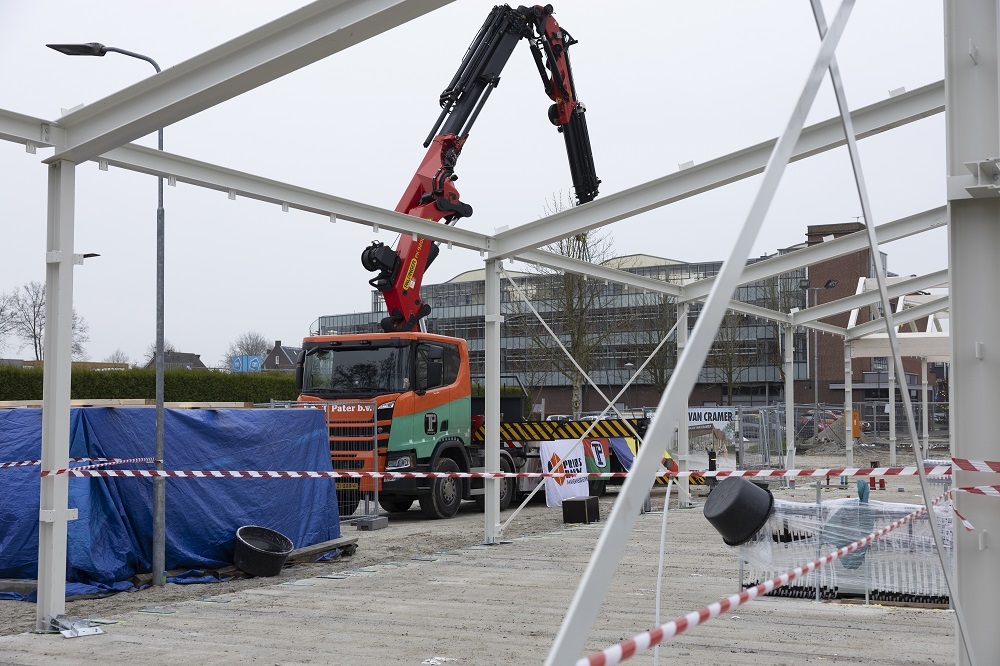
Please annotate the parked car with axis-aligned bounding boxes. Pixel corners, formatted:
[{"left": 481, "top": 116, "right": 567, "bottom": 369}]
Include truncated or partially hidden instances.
[
  {"left": 799, "top": 410, "right": 839, "bottom": 429},
  {"left": 797, "top": 410, "right": 841, "bottom": 437}
]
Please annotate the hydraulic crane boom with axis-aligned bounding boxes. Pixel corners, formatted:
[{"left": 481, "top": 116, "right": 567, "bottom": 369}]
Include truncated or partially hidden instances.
[{"left": 361, "top": 4, "right": 599, "bottom": 333}]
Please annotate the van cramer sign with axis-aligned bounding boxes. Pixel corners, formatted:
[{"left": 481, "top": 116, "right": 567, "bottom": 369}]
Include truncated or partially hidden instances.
[{"left": 688, "top": 408, "right": 737, "bottom": 431}]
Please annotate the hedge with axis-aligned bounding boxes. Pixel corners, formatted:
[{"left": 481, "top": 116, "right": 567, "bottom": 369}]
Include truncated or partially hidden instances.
[{"left": 0, "top": 366, "right": 299, "bottom": 404}]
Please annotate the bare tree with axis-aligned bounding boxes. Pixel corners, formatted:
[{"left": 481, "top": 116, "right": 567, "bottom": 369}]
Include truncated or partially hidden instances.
[
  {"left": 706, "top": 310, "right": 754, "bottom": 405},
  {"left": 103, "top": 348, "right": 133, "bottom": 366},
  {"left": 0, "top": 291, "right": 14, "bottom": 351},
  {"left": 521, "top": 193, "right": 635, "bottom": 416},
  {"left": 757, "top": 272, "right": 806, "bottom": 383},
  {"left": 70, "top": 310, "right": 90, "bottom": 360},
  {"left": 628, "top": 292, "right": 678, "bottom": 395},
  {"left": 7, "top": 281, "right": 89, "bottom": 360},
  {"left": 222, "top": 331, "right": 271, "bottom": 370}
]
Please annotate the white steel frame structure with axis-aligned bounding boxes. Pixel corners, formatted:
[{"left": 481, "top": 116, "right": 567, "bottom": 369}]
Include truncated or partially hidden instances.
[{"left": 2, "top": 0, "right": 994, "bottom": 663}]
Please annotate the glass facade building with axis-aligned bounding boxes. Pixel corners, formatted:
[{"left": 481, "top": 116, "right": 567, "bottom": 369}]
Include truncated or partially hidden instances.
[{"left": 312, "top": 253, "right": 812, "bottom": 399}]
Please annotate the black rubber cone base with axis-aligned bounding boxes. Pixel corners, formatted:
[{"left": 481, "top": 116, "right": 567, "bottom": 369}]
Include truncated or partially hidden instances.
[{"left": 703, "top": 476, "right": 774, "bottom": 546}]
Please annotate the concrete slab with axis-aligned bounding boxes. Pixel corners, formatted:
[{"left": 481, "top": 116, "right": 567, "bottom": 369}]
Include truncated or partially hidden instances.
[{"left": 0, "top": 486, "right": 955, "bottom": 665}]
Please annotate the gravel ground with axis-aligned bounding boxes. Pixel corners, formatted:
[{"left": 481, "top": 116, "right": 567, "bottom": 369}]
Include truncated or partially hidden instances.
[{"left": 0, "top": 442, "right": 937, "bottom": 638}]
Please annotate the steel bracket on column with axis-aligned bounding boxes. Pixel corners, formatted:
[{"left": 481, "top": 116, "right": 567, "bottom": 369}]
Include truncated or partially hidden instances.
[{"left": 961, "top": 158, "right": 1000, "bottom": 198}]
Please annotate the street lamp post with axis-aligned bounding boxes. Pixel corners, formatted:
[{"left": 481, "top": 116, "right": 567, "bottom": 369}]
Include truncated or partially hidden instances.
[
  {"left": 48, "top": 43, "right": 167, "bottom": 587},
  {"left": 800, "top": 278, "right": 838, "bottom": 439}
]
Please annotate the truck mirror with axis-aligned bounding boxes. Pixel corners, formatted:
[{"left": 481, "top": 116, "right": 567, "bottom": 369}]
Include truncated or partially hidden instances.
[{"left": 294, "top": 350, "right": 305, "bottom": 390}]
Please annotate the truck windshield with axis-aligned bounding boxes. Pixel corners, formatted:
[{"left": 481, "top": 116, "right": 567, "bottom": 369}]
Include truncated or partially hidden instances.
[{"left": 302, "top": 346, "right": 409, "bottom": 396}]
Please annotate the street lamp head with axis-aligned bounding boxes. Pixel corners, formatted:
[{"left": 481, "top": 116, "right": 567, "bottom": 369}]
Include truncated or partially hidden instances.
[
  {"left": 823, "top": 279, "right": 839, "bottom": 290},
  {"left": 47, "top": 42, "right": 107, "bottom": 57},
  {"left": 799, "top": 278, "right": 811, "bottom": 290}
]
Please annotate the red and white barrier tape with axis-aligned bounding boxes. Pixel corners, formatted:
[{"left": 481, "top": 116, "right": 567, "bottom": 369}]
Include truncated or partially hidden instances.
[
  {"left": 953, "top": 505, "right": 975, "bottom": 531},
  {"left": 705, "top": 465, "right": 951, "bottom": 479},
  {"left": 44, "top": 465, "right": 956, "bottom": 479},
  {"left": 578, "top": 490, "right": 952, "bottom": 666},
  {"left": 12, "top": 457, "right": 1000, "bottom": 475},
  {"left": 50, "top": 469, "right": 636, "bottom": 479},
  {"left": 951, "top": 458, "right": 1000, "bottom": 473},
  {"left": 954, "top": 485, "right": 1000, "bottom": 497},
  {"left": 0, "top": 457, "right": 134, "bottom": 470},
  {"left": 41, "top": 457, "right": 159, "bottom": 476}
]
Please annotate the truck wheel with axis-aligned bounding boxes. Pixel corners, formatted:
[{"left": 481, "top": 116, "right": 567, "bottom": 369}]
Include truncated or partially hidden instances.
[
  {"left": 419, "top": 457, "right": 462, "bottom": 519},
  {"left": 474, "top": 455, "right": 516, "bottom": 511},
  {"left": 379, "top": 497, "right": 414, "bottom": 513},
  {"left": 588, "top": 479, "right": 607, "bottom": 497}
]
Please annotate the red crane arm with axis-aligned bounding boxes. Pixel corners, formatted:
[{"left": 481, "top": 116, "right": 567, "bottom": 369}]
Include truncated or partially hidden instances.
[{"left": 362, "top": 4, "right": 598, "bottom": 333}]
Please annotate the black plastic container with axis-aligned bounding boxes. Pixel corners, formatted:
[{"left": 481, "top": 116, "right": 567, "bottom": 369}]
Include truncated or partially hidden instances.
[
  {"left": 703, "top": 476, "right": 774, "bottom": 546},
  {"left": 234, "top": 525, "right": 294, "bottom": 577}
]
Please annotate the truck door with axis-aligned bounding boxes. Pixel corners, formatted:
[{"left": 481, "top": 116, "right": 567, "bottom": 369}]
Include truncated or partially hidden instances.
[{"left": 411, "top": 341, "right": 469, "bottom": 460}]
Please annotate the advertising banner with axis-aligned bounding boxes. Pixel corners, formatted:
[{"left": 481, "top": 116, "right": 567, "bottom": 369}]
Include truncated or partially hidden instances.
[
  {"left": 687, "top": 407, "right": 737, "bottom": 431},
  {"left": 540, "top": 439, "right": 590, "bottom": 507}
]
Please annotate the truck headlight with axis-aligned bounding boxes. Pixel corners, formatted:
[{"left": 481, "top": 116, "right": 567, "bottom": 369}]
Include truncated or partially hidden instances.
[{"left": 385, "top": 452, "right": 415, "bottom": 471}]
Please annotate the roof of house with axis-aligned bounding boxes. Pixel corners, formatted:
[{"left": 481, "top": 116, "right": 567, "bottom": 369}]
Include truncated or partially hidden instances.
[
  {"left": 269, "top": 341, "right": 302, "bottom": 365},
  {"left": 144, "top": 352, "right": 206, "bottom": 369}
]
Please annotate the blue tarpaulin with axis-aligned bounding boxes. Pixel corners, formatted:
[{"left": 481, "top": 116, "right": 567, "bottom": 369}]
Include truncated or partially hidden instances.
[
  {"left": 0, "top": 407, "right": 340, "bottom": 597},
  {"left": 608, "top": 438, "right": 634, "bottom": 470}
]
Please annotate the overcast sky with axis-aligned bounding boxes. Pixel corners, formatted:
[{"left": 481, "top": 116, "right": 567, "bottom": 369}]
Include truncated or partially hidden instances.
[{"left": 0, "top": 1, "right": 946, "bottom": 367}]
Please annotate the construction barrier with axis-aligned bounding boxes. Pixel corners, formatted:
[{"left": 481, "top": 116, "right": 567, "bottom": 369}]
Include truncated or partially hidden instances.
[{"left": 577, "top": 490, "right": 953, "bottom": 666}]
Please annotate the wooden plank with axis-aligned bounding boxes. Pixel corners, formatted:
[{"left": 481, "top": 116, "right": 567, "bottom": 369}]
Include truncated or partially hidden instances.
[
  {"left": 0, "top": 399, "right": 147, "bottom": 408},
  {"left": 285, "top": 536, "right": 359, "bottom": 564},
  {"left": 0, "top": 400, "right": 254, "bottom": 409}
]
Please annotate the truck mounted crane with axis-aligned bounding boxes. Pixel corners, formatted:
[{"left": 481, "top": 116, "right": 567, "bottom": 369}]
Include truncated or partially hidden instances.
[
  {"left": 295, "top": 5, "right": 678, "bottom": 520},
  {"left": 359, "top": 3, "right": 600, "bottom": 333}
]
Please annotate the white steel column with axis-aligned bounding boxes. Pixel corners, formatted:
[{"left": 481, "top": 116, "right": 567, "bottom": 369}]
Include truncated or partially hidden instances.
[
  {"left": 546, "top": 3, "right": 856, "bottom": 660},
  {"left": 844, "top": 339, "right": 854, "bottom": 467},
  {"left": 920, "top": 357, "right": 929, "bottom": 455},
  {"left": 483, "top": 259, "right": 501, "bottom": 544},
  {"left": 675, "top": 301, "right": 691, "bottom": 507},
  {"left": 36, "top": 160, "right": 78, "bottom": 630},
  {"left": 888, "top": 359, "right": 896, "bottom": 465},
  {"left": 783, "top": 324, "right": 796, "bottom": 472},
  {"left": 946, "top": 2, "right": 1000, "bottom": 662}
]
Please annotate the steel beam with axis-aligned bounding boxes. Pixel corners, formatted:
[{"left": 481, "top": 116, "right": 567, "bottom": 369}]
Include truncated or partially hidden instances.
[
  {"left": 514, "top": 248, "right": 682, "bottom": 297},
  {"left": 101, "top": 143, "right": 492, "bottom": 252},
  {"left": 846, "top": 296, "right": 950, "bottom": 339},
  {"left": 791, "top": 272, "right": 947, "bottom": 331},
  {"left": 494, "top": 80, "right": 943, "bottom": 258},
  {"left": 849, "top": 332, "right": 950, "bottom": 360},
  {"left": 46, "top": 0, "right": 453, "bottom": 164},
  {"left": 680, "top": 208, "right": 947, "bottom": 303},
  {"left": 0, "top": 109, "right": 63, "bottom": 150}
]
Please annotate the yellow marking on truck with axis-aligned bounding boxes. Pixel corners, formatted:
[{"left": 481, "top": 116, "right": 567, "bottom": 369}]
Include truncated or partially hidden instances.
[{"left": 402, "top": 238, "right": 424, "bottom": 291}]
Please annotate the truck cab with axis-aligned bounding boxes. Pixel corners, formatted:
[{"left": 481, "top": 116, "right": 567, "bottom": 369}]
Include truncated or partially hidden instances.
[{"left": 297, "top": 331, "right": 475, "bottom": 518}]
